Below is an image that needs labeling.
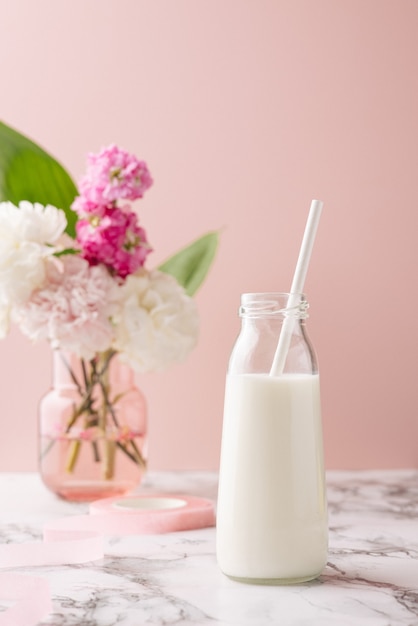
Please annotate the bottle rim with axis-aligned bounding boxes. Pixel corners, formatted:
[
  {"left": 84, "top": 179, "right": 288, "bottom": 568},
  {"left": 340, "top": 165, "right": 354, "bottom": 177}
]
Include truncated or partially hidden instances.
[{"left": 239, "top": 292, "right": 309, "bottom": 319}]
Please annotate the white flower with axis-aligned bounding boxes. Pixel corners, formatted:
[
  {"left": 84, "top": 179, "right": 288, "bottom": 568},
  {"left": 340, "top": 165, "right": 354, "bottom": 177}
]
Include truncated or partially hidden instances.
[
  {"left": 113, "top": 269, "right": 199, "bottom": 372},
  {"left": 6, "top": 201, "right": 67, "bottom": 244},
  {"left": 15, "top": 255, "right": 118, "bottom": 360},
  {"left": 0, "top": 201, "right": 67, "bottom": 337}
]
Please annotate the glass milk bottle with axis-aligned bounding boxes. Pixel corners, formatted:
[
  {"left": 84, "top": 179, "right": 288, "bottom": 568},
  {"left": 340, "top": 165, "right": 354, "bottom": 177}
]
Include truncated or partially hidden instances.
[{"left": 216, "top": 292, "right": 328, "bottom": 584}]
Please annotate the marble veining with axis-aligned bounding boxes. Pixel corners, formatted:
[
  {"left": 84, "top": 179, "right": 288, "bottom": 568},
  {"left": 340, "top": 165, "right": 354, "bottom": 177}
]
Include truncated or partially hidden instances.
[{"left": 0, "top": 470, "right": 417, "bottom": 625}]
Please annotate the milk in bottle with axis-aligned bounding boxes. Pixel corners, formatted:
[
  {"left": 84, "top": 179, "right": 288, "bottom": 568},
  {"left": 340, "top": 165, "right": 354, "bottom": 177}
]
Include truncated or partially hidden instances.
[{"left": 216, "top": 293, "right": 328, "bottom": 583}]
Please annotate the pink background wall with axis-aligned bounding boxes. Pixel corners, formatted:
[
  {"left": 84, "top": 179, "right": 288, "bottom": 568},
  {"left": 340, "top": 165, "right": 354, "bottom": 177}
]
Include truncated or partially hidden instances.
[{"left": 0, "top": 0, "right": 417, "bottom": 472}]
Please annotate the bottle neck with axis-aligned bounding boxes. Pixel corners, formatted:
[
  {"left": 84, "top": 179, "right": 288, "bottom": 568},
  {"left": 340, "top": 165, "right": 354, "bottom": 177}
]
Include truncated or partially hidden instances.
[
  {"left": 228, "top": 293, "right": 316, "bottom": 375},
  {"left": 239, "top": 292, "right": 309, "bottom": 321}
]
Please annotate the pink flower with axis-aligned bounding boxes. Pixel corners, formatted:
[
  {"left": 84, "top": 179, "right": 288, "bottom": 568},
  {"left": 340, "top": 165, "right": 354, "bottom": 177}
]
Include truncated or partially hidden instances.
[
  {"left": 72, "top": 144, "right": 153, "bottom": 215},
  {"left": 76, "top": 206, "right": 152, "bottom": 279},
  {"left": 15, "top": 256, "right": 118, "bottom": 359}
]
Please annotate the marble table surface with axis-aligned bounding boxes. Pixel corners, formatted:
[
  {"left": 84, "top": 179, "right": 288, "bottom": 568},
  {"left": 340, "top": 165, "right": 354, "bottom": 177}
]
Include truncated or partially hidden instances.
[{"left": 0, "top": 469, "right": 417, "bottom": 625}]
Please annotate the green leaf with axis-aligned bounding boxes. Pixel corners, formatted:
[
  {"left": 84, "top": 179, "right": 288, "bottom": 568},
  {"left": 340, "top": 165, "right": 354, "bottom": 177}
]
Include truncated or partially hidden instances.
[
  {"left": 0, "top": 121, "right": 78, "bottom": 237},
  {"left": 158, "top": 231, "right": 219, "bottom": 296}
]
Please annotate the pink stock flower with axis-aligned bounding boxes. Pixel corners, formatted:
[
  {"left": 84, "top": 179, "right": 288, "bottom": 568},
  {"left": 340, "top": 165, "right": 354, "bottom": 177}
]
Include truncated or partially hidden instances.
[
  {"left": 72, "top": 144, "right": 153, "bottom": 215},
  {"left": 76, "top": 206, "right": 152, "bottom": 279}
]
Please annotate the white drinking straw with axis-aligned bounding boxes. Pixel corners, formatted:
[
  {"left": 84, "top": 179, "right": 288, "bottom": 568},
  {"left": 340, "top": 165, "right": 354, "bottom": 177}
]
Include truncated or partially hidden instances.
[{"left": 269, "top": 199, "right": 324, "bottom": 376}]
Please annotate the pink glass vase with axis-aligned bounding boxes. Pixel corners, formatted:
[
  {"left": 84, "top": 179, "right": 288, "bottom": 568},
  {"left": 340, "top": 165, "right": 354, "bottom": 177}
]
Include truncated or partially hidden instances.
[{"left": 39, "top": 350, "right": 148, "bottom": 502}]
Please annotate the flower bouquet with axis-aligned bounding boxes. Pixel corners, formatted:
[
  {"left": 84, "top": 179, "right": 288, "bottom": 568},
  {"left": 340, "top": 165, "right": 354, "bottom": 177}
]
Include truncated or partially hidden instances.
[{"left": 0, "top": 121, "right": 218, "bottom": 499}]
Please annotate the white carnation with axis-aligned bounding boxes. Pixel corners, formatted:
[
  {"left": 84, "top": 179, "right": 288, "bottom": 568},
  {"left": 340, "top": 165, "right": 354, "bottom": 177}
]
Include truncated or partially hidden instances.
[
  {"left": 9, "top": 201, "right": 67, "bottom": 244},
  {"left": 0, "top": 201, "right": 67, "bottom": 337},
  {"left": 113, "top": 269, "right": 199, "bottom": 372}
]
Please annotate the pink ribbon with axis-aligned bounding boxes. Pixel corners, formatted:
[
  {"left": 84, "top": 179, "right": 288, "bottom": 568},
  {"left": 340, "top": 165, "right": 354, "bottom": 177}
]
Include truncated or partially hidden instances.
[
  {"left": 0, "top": 494, "right": 215, "bottom": 625},
  {"left": 0, "top": 574, "right": 51, "bottom": 626}
]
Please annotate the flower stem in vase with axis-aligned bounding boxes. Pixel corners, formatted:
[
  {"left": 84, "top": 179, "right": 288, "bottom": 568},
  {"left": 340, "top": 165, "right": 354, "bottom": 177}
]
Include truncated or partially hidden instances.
[
  {"left": 129, "top": 439, "right": 147, "bottom": 470},
  {"left": 65, "top": 440, "right": 81, "bottom": 473},
  {"left": 91, "top": 440, "right": 101, "bottom": 463},
  {"left": 96, "top": 352, "right": 115, "bottom": 480},
  {"left": 103, "top": 439, "right": 116, "bottom": 480}
]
